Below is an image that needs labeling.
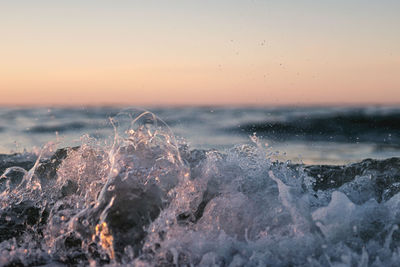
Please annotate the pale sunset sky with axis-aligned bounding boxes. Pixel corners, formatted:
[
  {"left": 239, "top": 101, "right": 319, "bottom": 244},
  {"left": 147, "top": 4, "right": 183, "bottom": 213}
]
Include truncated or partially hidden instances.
[{"left": 1, "top": 0, "right": 399, "bottom": 106}]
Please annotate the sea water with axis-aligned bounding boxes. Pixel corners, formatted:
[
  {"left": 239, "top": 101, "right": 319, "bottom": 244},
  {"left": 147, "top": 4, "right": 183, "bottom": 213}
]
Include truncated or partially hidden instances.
[{"left": 0, "top": 107, "right": 399, "bottom": 266}]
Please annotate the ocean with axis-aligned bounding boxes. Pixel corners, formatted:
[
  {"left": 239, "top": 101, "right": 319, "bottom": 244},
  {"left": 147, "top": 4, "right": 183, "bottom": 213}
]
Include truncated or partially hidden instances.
[
  {"left": 1, "top": 106, "right": 399, "bottom": 165},
  {"left": 0, "top": 106, "right": 400, "bottom": 266}
]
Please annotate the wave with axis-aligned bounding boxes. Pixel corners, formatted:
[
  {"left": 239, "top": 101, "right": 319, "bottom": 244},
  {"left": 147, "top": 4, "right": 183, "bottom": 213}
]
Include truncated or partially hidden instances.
[
  {"left": 25, "top": 122, "right": 100, "bottom": 134},
  {"left": 1, "top": 109, "right": 400, "bottom": 266},
  {"left": 230, "top": 112, "right": 400, "bottom": 144}
]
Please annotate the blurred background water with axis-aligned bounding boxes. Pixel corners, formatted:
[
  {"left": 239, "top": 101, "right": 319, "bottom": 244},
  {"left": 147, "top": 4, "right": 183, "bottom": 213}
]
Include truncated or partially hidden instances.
[{"left": 0, "top": 106, "right": 399, "bottom": 165}]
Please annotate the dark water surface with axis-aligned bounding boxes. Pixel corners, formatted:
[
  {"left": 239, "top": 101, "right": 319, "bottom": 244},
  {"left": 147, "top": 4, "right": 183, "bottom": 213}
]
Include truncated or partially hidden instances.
[{"left": 1, "top": 106, "right": 399, "bottom": 165}]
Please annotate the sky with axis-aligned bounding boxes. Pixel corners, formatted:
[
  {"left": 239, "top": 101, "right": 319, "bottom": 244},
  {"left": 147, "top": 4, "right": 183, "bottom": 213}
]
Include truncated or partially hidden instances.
[{"left": 1, "top": 0, "right": 399, "bottom": 106}]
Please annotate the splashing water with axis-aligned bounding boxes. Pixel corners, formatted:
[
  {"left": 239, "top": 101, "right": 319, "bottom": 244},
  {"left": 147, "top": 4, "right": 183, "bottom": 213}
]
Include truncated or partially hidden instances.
[{"left": 1, "top": 109, "right": 400, "bottom": 266}]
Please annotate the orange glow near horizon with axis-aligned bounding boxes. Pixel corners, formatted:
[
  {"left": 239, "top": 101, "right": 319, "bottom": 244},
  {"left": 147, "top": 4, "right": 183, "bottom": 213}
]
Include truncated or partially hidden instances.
[{"left": 1, "top": 1, "right": 399, "bottom": 106}]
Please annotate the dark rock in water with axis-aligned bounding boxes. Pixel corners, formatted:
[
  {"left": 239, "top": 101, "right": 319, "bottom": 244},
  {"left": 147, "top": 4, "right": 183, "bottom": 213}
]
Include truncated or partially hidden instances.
[{"left": 304, "top": 157, "right": 400, "bottom": 202}]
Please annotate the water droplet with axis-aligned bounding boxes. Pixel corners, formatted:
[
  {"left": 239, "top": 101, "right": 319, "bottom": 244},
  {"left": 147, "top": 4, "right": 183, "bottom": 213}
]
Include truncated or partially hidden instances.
[{"left": 108, "top": 185, "right": 115, "bottom": 191}]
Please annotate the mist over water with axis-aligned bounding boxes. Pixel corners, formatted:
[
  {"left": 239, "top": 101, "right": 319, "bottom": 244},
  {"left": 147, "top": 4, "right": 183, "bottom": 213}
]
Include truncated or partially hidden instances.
[{"left": 0, "top": 107, "right": 400, "bottom": 266}]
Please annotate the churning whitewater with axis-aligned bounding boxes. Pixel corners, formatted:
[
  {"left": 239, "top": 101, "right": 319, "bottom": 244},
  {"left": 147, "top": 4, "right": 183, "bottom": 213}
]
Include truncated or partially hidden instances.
[{"left": 1, "top": 109, "right": 400, "bottom": 266}]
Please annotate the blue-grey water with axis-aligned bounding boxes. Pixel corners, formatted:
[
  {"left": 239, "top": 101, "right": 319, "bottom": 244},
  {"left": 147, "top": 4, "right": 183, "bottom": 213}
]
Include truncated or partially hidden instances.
[
  {"left": 1, "top": 106, "right": 399, "bottom": 165},
  {"left": 1, "top": 106, "right": 400, "bottom": 266}
]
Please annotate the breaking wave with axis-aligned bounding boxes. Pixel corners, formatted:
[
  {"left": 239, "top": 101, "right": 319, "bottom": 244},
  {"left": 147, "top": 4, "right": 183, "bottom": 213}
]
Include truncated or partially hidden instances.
[{"left": 1, "top": 109, "right": 400, "bottom": 266}]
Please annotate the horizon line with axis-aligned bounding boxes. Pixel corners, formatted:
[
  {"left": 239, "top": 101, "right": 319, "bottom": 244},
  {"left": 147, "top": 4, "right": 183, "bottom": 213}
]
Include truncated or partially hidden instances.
[{"left": 1, "top": 102, "right": 400, "bottom": 109}]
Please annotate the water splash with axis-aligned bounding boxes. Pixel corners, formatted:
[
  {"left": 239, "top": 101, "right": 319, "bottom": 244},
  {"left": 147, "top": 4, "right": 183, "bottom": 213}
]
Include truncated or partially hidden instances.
[{"left": 0, "top": 109, "right": 400, "bottom": 266}]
